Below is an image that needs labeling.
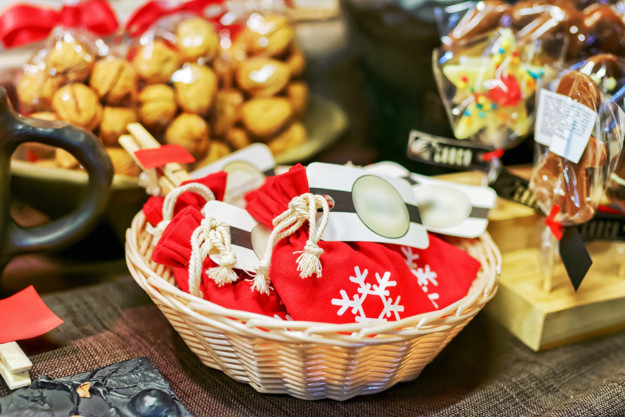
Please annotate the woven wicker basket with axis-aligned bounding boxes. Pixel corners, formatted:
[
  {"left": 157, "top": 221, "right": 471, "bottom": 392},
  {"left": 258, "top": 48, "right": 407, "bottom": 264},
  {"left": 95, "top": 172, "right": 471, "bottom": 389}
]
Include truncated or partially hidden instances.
[{"left": 125, "top": 210, "right": 501, "bottom": 401}]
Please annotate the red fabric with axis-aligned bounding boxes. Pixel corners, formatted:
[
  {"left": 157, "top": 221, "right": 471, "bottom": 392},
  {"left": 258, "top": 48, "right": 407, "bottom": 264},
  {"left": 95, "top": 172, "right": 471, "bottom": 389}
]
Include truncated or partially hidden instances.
[
  {"left": 125, "top": 0, "right": 242, "bottom": 38},
  {"left": 172, "top": 267, "right": 287, "bottom": 318},
  {"left": 0, "top": 0, "right": 119, "bottom": 48},
  {"left": 245, "top": 165, "right": 480, "bottom": 323},
  {"left": 152, "top": 205, "right": 288, "bottom": 318},
  {"left": 142, "top": 171, "right": 227, "bottom": 227},
  {"left": 391, "top": 235, "right": 482, "bottom": 311}
]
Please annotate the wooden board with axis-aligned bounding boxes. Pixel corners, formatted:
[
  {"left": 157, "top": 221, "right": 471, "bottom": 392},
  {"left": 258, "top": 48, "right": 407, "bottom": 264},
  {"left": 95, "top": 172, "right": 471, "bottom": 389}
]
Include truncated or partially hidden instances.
[{"left": 438, "top": 168, "right": 625, "bottom": 351}]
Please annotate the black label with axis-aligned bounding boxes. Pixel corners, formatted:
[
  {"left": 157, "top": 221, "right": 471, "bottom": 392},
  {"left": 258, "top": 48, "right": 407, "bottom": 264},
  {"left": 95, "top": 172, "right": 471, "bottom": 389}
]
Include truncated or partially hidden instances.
[
  {"left": 579, "top": 212, "right": 625, "bottom": 242},
  {"left": 406, "top": 129, "right": 494, "bottom": 170},
  {"left": 560, "top": 226, "right": 593, "bottom": 291},
  {"left": 490, "top": 168, "right": 541, "bottom": 211}
]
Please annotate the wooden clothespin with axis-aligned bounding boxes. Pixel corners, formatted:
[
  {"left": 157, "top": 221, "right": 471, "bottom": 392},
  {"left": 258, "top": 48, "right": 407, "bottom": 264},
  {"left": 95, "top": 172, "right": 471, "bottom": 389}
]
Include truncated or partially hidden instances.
[
  {"left": 119, "top": 123, "right": 191, "bottom": 196},
  {"left": 0, "top": 342, "right": 32, "bottom": 390}
]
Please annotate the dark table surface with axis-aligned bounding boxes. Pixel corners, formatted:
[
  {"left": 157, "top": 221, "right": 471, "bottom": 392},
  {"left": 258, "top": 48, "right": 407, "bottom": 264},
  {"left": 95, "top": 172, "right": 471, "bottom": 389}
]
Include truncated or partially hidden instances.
[{"left": 2, "top": 270, "right": 625, "bottom": 417}]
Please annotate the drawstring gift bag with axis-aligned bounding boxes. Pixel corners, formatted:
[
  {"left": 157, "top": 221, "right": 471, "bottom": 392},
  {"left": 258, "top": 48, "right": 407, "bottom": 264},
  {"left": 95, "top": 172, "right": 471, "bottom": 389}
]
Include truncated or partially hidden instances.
[{"left": 244, "top": 164, "right": 481, "bottom": 324}]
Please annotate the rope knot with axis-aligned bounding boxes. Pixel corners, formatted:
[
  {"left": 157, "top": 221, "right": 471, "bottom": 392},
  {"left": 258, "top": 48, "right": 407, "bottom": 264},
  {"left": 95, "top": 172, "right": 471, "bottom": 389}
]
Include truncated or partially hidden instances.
[
  {"left": 146, "top": 182, "right": 216, "bottom": 245},
  {"left": 252, "top": 193, "right": 330, "bottom": 292},
  {"left": 188, "top": 216, "right": 238, "bottom": 298}
]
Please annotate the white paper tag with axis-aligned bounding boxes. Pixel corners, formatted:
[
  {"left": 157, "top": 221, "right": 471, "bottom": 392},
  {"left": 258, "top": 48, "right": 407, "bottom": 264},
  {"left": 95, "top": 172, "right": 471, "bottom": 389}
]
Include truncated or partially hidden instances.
[
  {"left": 535, "top": 89, "right": 597, "bottom": 163},
  {"left": 366, "top": 161, "right": 497, "bottom": 238},
  {"left": 307, "top": 163, "right": 429, "bottom": 248},
  {"left": 203, "top": 200, "right": 270, "bottom": 273},
  {"left": 190, "top": 144, "right": 275, "bottom": 207}
]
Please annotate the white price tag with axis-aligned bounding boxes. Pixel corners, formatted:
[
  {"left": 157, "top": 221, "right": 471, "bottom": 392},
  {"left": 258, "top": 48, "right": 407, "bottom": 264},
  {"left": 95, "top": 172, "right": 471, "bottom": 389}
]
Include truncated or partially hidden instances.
[
  {"left": 307, "top": 163, "right": 429, "bottom": 248},
  {"left": 535, "top": 89, "right": 597, "bottom": 164}
]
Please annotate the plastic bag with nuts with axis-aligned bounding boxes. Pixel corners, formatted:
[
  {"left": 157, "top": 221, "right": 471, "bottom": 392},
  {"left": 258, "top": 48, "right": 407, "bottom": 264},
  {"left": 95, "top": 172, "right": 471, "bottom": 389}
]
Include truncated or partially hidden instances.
[
  {"left": 13, "top": 27, "right": 142, "bottom": 177},
  {"left": 529, "top": 69, "right": 625, "bottom": 226},
  {"left": 125, "top": 3, "right": 309, "bottom": 170}
]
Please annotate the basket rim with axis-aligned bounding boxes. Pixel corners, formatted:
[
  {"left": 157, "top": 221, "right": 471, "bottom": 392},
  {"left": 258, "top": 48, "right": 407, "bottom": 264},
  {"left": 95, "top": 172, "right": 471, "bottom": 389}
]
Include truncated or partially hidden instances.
[{"left": 126, "top": 210, "right": 501, "bottom": 344}]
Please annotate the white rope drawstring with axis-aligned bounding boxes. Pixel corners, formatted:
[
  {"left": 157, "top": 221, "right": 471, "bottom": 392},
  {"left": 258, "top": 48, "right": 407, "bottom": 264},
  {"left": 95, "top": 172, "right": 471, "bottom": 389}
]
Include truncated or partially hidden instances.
[
  {"left": 188, "top": 217, "right": 238, "bottom": 298},
  {"left": 252, "top": 193, "right": 330, "bottom": 294},
  {"left": 146, "top": 182, "right": 216, "bottom": 242}
]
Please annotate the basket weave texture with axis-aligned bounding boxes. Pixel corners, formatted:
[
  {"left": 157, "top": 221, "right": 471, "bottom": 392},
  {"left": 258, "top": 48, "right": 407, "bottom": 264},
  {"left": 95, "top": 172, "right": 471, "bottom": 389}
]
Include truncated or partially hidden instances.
[{"left": 125, "top": 211, "right": 501, "bottom": 401}]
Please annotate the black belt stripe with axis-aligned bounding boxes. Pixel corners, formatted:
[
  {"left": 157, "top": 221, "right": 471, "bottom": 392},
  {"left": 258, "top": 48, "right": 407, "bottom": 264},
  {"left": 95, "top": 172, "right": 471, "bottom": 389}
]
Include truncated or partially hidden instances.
[
  {"left": 229, "top": 226, "right": 254, "bottom": 251},
  {"left": 310, "top": 187, "right": 422, "bottom": 225},
  {"left": 310, "top": 187, "right": 489, "bottom": 221}
]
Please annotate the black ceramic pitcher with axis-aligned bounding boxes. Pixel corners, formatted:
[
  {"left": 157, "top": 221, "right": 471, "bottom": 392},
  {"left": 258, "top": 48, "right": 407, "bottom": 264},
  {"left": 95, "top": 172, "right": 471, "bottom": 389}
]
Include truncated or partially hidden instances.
[{"left": 0, "top": 87, "right": 113, "bottom": 285}]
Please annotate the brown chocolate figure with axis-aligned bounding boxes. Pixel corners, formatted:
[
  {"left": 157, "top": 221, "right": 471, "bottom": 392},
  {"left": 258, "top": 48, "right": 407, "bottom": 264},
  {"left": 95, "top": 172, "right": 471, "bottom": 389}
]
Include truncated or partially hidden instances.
[
  {"left": 446, "top": 0, "right": 510, "bottom": 46},
  {"left": 582, "top": 4, "right": 625, "bottom": 56},
  {"left": 530, "top": 71, "right": 607, "bottom": 224}
]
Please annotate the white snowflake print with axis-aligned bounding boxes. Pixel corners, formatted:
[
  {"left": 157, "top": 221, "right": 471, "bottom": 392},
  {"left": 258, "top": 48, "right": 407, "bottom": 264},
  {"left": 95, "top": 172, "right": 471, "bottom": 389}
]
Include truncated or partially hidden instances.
[
  {"left": 401, "top": 246, "right": 441, "bottom": 309},
  {"left": 331, "top": 266, "right": 405, "bottom": 323}
]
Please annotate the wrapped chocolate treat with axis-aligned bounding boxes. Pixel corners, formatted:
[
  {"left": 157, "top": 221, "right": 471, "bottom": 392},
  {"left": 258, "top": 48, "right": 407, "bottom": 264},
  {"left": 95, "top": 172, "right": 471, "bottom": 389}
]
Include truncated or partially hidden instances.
[
  {"left": 434, "top": 27, "right": 563, "bottom": 149},
  {"left": 438, "top": 0, "right": 625, "bottom": 60},
  {"left": 529, "top": 70, "right": 624, "bottom": 225}
]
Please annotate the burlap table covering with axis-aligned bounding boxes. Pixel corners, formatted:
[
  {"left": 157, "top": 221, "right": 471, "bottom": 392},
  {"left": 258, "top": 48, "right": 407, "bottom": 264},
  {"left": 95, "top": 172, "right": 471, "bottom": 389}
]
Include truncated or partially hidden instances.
[{"left": 2, "top": 275, "right": 625, "bottom": 416}]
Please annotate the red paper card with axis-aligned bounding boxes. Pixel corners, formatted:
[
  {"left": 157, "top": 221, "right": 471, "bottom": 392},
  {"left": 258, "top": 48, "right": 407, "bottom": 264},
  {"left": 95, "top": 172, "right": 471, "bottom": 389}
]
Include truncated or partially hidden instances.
[
  {"left": 0, "top": 286, "right": 63, "bottom": 344},
  {"left": 134, "top": 145, "right": 195, "bottom": 169}
]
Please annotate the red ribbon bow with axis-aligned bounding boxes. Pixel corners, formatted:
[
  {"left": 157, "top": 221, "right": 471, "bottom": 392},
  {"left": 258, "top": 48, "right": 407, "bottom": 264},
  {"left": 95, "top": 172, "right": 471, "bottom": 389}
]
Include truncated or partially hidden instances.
[
  {"left": 481, "top": 148, "right": 505, "bottom": 162},
  {"left": 125, "top": 0, "right": 228, "bottom": 37},
  {"left": 0, "top": 0, "right": 119, "bottom": 49},
  {"left": 545, "top": 204, "right": 564, "bottom": 241}
]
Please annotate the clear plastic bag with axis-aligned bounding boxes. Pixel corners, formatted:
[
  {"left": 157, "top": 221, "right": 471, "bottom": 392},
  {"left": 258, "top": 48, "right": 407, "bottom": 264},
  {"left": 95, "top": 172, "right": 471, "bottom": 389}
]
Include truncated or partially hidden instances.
[
  {"left": 433, "top": 27, "right": 564, "bottom": 149},
  {"left": 529, "top": 69, "right": 625, "bottom": 225},
  {"left": 438, "top": 1, "right": 625, "bottom": 60},
  {"left": 11, "top": 27, "right": 144, "bottom": 176},
  {"left": 125, "top": 3, "right": 308, "bottom": 167}
]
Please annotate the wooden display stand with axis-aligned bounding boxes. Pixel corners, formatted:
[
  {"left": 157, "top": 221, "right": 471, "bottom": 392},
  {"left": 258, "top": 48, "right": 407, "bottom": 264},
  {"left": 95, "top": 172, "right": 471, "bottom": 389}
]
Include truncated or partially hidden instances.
[{"left": 441, "top": 169, "right": 625, "bottom": 351}]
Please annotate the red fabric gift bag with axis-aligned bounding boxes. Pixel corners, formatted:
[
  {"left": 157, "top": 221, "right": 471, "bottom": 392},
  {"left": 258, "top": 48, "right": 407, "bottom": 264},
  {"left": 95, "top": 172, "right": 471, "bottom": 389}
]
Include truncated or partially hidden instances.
[
  {"left": 244, "top": 164, "right": 481, "bottom": 324},
  {"left": 152, "top": 205, "right": 288, "bottom": 319},
  {"left": 142, "top": 171, "right": 228, "bottom": 234}
]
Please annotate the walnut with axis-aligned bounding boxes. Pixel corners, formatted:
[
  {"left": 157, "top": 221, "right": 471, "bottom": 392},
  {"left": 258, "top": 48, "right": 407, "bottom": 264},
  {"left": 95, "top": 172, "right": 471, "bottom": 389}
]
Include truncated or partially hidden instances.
[
  {"left": 286, "top": 82, "right": 309, "bottom": 119},
  {"left": 286, "top": 46, "right": 306, "bottom": 78},
  {"left": 176, "top": 17, "right": 219, "bottom": 63},
  {"left": 47, "top": 39, "right": 94, "bottom": 82},
  {"left": 99, "top": 107, "right": 138, "bottom": 146},
  {"left": 236, "top": 57, "right": 290, "bottom": 97},
  {"left": 132, "top": 40, "right": 179, "bottom": 84},
  {"left": 267, "top": 122, "right": 307, "bottom": 154},
  {"left": 17, "top": 65, "right": 66, "bottom": 112},
  {"left": 225, "top": 127, "right": 250, "bottom": 150},
  {"left": 51, "top": 84, "right": 102, "bottom": 131},
  {"left": 90, "top": 57, "right": 138, "bottom": 105},
  {"left": 107, "top": 147, "right": 141, "bottom": 177},
  {"left": 164, "top": 113, "right": 210, "bottom": 160},
  {"left": 55, "top": 148, "right": 80, "bottom": 169},
  {"left": 241, "top": 97, "right": 293, "bottom": 139},
  {"left": 137, "top": 84, "right": 177, "bottom": 132},
  {"left": 196, "top": 140, "right": 231, "bottom": 167},
  {"left": 212, "top": 89, "right": 244, "bottom": 138},
  {"left": 173, "top": 63, "right": 218, "bottom": 115},
  {"left": 245, "top": 14, "right": 295, "bottom": 58}
]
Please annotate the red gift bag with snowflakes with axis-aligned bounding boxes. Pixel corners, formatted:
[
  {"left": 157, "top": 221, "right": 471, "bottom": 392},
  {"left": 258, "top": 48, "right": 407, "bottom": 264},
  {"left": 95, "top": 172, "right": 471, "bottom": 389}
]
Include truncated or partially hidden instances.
[
  {"left": 244, "top": 164, "right": 481, "bottom": 324},
  {"left": 151, "top": 204, "right": 288, "bottom": 319}
]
